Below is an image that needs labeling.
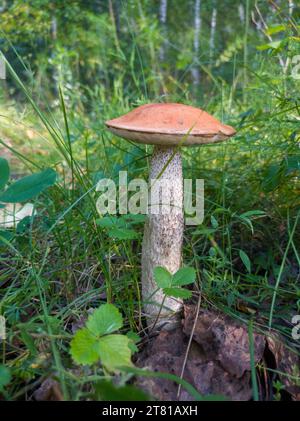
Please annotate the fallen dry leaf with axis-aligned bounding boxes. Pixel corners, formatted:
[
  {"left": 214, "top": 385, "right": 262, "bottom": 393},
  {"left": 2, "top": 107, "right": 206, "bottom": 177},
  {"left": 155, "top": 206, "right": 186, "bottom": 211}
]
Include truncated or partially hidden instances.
[
  {"left": 33, "top": 378, "right": 63, "bottom": 401},
  {"left": 266, "top": 335, "right": 300, "bottom": 400},
  {"left": 183, "top": 306, "right": 265, "bottom": 378},
  {"left": 135, "top": 306, "right": 266, "bottom": 401}
]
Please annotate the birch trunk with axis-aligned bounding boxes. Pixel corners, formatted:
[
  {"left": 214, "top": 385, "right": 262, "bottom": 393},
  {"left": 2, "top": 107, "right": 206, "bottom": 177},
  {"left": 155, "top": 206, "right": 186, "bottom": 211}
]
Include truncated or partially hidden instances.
[
  {"left": 209, "top": 7, "right": 217, "bottom": 63},
  {"left": 238, "top": 4, "right": 245, "bottom": 23},
  {"left": 191, "top": 0, "right": 201, "bottom": 88},
  {"left": 159, "top": 0, "right": 168, "bottom": 62},
  {"left": 51, "top": 16, "right": 58, "bottom": 95}
]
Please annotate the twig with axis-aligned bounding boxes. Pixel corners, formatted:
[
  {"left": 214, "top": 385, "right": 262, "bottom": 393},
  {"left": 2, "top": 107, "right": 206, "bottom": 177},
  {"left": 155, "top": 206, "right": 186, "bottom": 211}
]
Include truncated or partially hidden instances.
[{"left": 177, "top": 292, "right": 202, "bottom": 399}]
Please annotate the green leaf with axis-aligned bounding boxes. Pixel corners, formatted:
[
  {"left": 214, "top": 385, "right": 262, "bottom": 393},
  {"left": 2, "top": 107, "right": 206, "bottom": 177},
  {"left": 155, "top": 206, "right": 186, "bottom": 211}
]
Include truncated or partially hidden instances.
[
  {"left": 193, "top": 227, "right": 216, "bottom": 236},
  {"left": 0, "top": 158, "right": 10, "bottom": 191},
  {"left": 265, "top": 25, "right": 286, "bottom": 36},
  {"left": 16, "top": 215, "right": 33, "bottom": 234},
  {"left": 154, "top": 266, "right": 172, "bottom": 288},
  {"left": 209, "top": 247, "right": 216, "bottom": 257},
  {"left": 127, "top": 331, "right": 140, "bottom": 354},
  {"left": 0, "top": 168, "right": 56, "bottom": 203},
  {"left": 163, "top": 287, "right": 192, "bottom": 299},
  {"left": 108, "top": 228, "right": 138, "bottom": 240},
  {"left": 239, "top": 210, "right": 266, "bottom": 218},
  {"left": 123, "top": 214, "right": 146, "bottom": 225},
  {"left": 98, "top": 334, "right": 132, "bottom": 371},
  {"left": 284, "top": 155, "right": 300, "bottom": 174},
  {"left": 70, "top": 328, "right": 99, "bottom": 365},
  {"left": 0, "top": 365, "right": 11, "bottom": 390},
  {"left": 19, "top": 326, "right": 37, "bottom": 356},
  {"left": 262, "top": 163, "right": 282, "bottom": 192},
  {"left": 86, "top": 304, "right": 123, "bottom": 336},
  {"left": 0, "top": 230, "right": 13, "bottom": 244},
  {"left": 173, "top": 267, "right": 196, "bottom": 286},
  {"left": 257, "top": 40, "right": 282, "bottom": 51},
  {"left": 211, "top": 215, "right": 218, "bottom": 229},
  {"left": 96, "top": 216, "right": 125, "bottom": 229},
  {"left": 239, "top": 250, "right": 251, "bottom": 273},
  {"left": 126, "top": 331, "right": 140, "bottom": 343}
]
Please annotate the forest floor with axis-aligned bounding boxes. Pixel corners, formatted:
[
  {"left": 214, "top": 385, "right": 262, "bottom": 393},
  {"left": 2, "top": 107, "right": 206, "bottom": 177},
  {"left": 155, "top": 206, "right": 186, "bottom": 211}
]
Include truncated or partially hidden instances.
[{"left": 0, "top": 92, "right": 300, "bottom": 401}]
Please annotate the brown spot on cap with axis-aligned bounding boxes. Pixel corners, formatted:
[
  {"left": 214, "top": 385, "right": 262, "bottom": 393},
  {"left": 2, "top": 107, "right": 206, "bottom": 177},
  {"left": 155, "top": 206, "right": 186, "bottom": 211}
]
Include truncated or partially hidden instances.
[{"left": 106, "top": 103, "right": 236, "bottom": 146}]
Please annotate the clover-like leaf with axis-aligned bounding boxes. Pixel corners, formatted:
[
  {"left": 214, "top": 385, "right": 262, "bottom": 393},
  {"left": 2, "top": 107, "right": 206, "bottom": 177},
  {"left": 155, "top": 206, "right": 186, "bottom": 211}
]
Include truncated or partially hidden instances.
[
  {"left": 86, "top": 304, "right": 123, "bottom": 337},
  {"left": 163, "top": 287, "right": 192, "bottom": 299},
  {"left": 108, "top": 227, "right": 138, "bottom": 240},
  {"left": 173, "top": 267, "right": 196, "bottom": 286},
  {"left": 154, "top": 266, "right": 172, "bottom": 288},
  {"left": 70, "top": 328, "right": 99, "bottom": 365},
  {"left": 0, "top": 168, "right": 56, "bottom": 203},
  {"left": 98, "top": 334, "right": 132, "bottom": 371}
]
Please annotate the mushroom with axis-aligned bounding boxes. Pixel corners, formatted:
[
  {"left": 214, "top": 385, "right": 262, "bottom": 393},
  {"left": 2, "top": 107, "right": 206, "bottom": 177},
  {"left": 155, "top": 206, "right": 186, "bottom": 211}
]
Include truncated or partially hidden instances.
[{"left": 106, "top": 103, "right": 236, "bottom": 329}]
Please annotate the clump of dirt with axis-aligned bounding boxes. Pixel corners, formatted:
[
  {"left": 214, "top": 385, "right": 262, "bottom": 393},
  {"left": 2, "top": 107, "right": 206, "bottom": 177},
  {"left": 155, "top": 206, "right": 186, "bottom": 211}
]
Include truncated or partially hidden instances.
[{"left": 135, "top": 305, "right": 300, "bottom": 401}]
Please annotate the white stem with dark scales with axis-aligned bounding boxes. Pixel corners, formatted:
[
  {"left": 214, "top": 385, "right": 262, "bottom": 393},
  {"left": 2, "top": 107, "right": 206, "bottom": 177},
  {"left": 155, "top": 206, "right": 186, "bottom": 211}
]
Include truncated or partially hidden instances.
[{"left": 141, "top": 146, "right": 184, "bottom": 329}]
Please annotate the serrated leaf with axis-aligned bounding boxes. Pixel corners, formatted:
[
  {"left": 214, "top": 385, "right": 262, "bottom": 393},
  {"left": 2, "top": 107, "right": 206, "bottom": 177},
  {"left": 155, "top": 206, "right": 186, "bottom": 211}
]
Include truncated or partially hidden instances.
[
  {"left": 86, "top": 304, "right": 123, "bottom": 336},
  {"left": 0, "top": 365, "right": 11, "bottom": 390},
  {"left": 70, "top": 328, "right": 99, "bottom": 365},
  {"left": 173, "top": 267, "right": 196, "bottom": 286},
  {"left": 239, "top": 249, "right": 251, "bottom": 273},
  {"left": 98, "top": 334, "right": 132, "bottom": 371},
  {"left": 163, "top": 287, "right": 192, "bottom": 299},
  {"left": 154, "top": 266, "right": 172, "bottom": 288},
  {"left": 0, "top": 168, "right": 56, "bottom": 203},
  {"left": 0, "top": 158, "right": 10, "bottom": 191}
]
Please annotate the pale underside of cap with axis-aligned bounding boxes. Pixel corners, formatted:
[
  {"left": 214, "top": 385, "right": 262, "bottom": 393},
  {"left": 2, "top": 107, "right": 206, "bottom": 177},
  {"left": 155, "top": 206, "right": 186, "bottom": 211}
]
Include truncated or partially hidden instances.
[{"left": 105, "top": 103, "right": 236, "bottom": 146}]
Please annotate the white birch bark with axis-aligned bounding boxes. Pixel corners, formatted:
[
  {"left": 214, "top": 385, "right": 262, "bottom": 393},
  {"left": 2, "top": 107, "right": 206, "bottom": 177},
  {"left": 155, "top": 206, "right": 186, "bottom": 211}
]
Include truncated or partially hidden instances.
[
  {"left": 159, "top": 0, "right": 168, "bottom": 62},
  {"left": 209, "top": 7, "right": 217, "bottom": 62},
  {"left": 191, "top": 0, "right": 201, "bottom": 87},
  {"left": 238, "top": 3, "right": 245, "bottom": 23},
  {"left": 289, "top": 0, "right": 294, "bottom": 16}
]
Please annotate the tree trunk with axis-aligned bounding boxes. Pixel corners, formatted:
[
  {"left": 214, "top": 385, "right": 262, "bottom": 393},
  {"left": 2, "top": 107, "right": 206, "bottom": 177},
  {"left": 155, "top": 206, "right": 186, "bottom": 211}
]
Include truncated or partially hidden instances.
[
  {"left": 191, "top": 0, "right": 201, "bottom": 88},
  {"left": 238, "top": 3, "right": 245, "bottom": 23},
  {"left": 209, "top": 7, "right": 217, "bottom": 63},
  {"left": 51, "top": 15, "right": 58, "bottom": 95},
  {"left": 289, "top": 0, "right": 294, "bottom": 16},
  {"left": 159, "top": 0, "right": 168, "bottom": 62}
]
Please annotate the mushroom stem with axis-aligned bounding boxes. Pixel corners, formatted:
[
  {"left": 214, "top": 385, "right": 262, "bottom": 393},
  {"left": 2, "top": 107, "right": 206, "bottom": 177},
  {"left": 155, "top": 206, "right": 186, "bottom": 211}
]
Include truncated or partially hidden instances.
[{"left": 142, "top": 145, "right": 184, "bottom": 329}]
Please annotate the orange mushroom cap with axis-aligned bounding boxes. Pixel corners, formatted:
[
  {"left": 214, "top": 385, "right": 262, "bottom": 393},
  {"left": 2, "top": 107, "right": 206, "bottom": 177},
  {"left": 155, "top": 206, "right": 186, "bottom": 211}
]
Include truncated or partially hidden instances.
[{"left": 106, "top": 103, "right": 236, "bottom": 146}]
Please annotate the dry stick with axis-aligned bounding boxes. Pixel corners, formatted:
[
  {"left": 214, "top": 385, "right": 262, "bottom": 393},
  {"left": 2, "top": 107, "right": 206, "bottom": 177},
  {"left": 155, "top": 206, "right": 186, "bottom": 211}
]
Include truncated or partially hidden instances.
[
  {"left": 253, "top": 2, "right": 287, "bottom": 71},
  {"left": 268, "top": 0, "right": 299, "bottom": 36},
  {"left": 177, "top": 292, "right": 202, "bottom": 399}
]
